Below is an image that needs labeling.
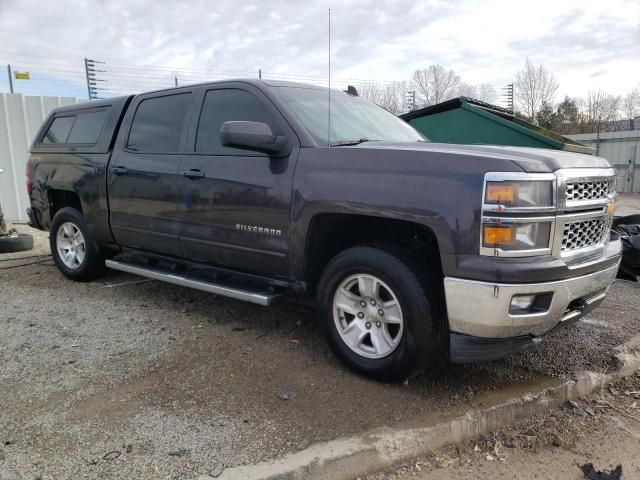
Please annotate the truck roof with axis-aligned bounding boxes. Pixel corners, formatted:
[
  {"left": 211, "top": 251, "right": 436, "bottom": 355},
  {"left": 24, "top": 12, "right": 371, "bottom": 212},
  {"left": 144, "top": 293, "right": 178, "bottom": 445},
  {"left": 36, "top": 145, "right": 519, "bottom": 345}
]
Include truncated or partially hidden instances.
[
  {"left": 118, "top": 78, "right": 326, "bottom": 97},
  {"left": 51, "top": 95, "right": 133, "bottom": 115},
  {"left": 49, "top": 79, "right": 323, "bottom": 117}
]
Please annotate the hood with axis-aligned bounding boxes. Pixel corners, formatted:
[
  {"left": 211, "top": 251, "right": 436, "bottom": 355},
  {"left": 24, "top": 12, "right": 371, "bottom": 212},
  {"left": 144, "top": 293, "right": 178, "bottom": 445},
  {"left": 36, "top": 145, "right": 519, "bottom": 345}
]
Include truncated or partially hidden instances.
[{"left": 350, "top": 141, "right": 611, "bottom": 173}]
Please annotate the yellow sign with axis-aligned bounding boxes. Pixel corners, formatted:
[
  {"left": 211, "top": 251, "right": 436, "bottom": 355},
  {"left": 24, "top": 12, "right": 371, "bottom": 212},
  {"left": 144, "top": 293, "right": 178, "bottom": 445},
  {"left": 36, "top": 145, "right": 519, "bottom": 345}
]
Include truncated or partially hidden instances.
[{"left": 14, "top": 71, "right": 30, "bottom": 80}]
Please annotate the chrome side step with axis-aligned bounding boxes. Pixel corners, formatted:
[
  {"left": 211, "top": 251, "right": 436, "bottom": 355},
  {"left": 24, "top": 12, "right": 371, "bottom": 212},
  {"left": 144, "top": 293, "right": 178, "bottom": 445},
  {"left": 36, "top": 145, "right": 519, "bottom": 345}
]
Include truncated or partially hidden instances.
[{"left": 105, "top": 259, "right": 282, "bottom": 306}]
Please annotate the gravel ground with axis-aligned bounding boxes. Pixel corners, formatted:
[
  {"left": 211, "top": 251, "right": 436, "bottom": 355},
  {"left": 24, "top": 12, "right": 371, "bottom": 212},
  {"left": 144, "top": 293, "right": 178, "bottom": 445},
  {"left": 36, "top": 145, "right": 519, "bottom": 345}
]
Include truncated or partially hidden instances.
[
  {"left": 1, "top": 226, "right": 639, "bottom": 479},
  {"left": 374, "top": 372, "right": 640, "bottom": 480}
]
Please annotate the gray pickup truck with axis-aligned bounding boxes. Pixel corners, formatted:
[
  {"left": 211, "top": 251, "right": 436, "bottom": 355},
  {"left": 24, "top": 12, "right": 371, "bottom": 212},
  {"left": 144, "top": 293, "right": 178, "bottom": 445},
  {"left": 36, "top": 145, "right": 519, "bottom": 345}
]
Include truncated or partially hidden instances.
[{"left": 26, "top": 79, "right": 621, "bottom": 381}]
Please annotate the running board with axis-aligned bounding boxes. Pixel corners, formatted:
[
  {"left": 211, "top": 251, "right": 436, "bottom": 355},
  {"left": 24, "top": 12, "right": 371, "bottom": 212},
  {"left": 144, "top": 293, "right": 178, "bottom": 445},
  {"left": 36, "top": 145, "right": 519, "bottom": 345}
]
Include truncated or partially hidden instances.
[{"left": 105, "top": 259, "right": 282, "bottom": 306}]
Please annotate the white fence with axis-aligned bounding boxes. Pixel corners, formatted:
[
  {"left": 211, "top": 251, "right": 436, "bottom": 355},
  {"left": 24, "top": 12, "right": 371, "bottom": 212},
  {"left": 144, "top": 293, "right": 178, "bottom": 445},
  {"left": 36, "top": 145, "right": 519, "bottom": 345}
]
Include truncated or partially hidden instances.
[
  {"left": 567, "top": 131, "right": 640, "bottom": 193},
  {"left": 0, "top": 93, "right": 81, "bottom": 222}
]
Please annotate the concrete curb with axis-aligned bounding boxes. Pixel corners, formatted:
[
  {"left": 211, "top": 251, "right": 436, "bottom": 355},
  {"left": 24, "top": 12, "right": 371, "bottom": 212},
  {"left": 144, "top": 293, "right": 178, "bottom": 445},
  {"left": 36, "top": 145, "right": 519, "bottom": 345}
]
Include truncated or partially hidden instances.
[{"left": 201, "top": 335, "right": 640, "bottom": 480}]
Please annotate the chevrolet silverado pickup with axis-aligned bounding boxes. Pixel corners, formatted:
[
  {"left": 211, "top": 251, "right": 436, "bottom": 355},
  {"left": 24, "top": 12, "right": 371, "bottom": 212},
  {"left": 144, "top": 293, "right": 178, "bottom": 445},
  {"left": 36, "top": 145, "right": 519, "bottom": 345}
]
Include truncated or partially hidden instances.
[{"left": 26, "top": 79, "right": 622, "bottom": 381}]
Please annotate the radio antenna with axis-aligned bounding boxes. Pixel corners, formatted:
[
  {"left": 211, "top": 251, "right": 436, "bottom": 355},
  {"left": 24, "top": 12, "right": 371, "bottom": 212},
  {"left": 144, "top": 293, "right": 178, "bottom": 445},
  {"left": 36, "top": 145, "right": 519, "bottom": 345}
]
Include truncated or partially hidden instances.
[{"left": 327, "top": 7, "right": 331, "bottom": 147}]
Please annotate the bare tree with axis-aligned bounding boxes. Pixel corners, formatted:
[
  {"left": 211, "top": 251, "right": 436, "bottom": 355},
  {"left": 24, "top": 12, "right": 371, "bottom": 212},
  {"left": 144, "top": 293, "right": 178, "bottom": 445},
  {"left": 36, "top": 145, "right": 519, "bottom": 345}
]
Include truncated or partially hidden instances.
[
  {"left": 380, "top": 81, "right": 408, "bottom": 115},
  {"left": 449, "top": 82, "right": 498, "bottom": 105},
  {"left": 357, "top": 81, "right": 407, "bottom": 115},
  {"left": 514, "top": 58, "right": 559, "bottom": 122},
  {"left": 455, "top": 82, "right": 475, "bottom": 98},
  {"left": 581, "top": 90, "right": 620, "bottom": 133},
  {"left": 411, "top": 65, "right": 461, "bottom": 107},
  {"left": 621, "top": 86, "right": 640, "bottom": 127},
  {"left": 361, "top": 65, "right": 498, "bottom": 113},
  {"left": 578, "top": 90, "right": 621, "bottom": 152},
  {"left": 476, "top": 84, "right": 498, "bottom": 104},
  {"left": 357, "top": 82, "right": 386, "bottom": 106}
]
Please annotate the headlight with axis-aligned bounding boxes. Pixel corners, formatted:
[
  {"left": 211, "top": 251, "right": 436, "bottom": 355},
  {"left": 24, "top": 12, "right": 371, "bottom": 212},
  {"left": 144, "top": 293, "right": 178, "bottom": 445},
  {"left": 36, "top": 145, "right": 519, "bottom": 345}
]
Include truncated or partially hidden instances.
[
  {"left": 481, "top": 172, "right": 557, "bottom": 257},
  {"left": 482, "top": 222, "right": 552, "bottom": 251},
  {"left": 485, "top": 181, "right": 553, "bottom": 208}
]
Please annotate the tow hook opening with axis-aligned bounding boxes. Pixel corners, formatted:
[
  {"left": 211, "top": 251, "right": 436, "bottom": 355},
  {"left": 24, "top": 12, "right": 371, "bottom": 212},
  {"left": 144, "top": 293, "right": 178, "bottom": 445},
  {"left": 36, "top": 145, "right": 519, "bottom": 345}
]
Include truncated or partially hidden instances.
[{"left": 563, "top": 288, "right": 608, "bottom": 318}]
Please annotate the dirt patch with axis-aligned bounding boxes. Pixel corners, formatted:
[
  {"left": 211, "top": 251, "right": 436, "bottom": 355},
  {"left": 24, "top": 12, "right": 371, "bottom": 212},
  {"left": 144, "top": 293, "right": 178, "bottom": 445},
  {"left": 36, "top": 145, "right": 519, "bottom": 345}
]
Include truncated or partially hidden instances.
[{"left": 374, "top": 372, "right": 640, "bottom": 480}]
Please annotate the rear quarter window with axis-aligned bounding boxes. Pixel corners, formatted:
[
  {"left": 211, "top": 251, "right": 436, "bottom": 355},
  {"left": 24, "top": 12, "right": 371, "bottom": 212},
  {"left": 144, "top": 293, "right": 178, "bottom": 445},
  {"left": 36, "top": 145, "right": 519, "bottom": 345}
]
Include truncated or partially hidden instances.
[
  {"left": 42, "top": 116, "right": 74, "bottom": 144},
  {"left": 41, "top": 109, "right": 109, "bottom": 145},
  {"left": 67, "top": 110, "right": 108, "bottom": 144}
]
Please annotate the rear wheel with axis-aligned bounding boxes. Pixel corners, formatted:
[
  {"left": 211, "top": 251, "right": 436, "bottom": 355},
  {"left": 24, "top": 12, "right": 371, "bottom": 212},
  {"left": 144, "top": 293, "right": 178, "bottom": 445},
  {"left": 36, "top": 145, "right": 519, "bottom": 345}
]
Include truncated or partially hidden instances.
[
  {"left": 50, "top": 207, "right": 105, "bottom": 281},
  {"left": 317, "top": 246, "right": 446, "bottom": 382}
]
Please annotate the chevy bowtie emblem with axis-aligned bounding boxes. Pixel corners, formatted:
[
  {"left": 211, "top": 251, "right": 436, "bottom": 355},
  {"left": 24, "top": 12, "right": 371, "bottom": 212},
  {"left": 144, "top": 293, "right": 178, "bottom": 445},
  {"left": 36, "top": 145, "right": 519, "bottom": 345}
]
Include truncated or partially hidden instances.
[
  {"left": 606, "top": 201, "right": 616, "bottom": 216},
  {"left": 236, "top": 224, "right": 283, "bottom": 236}
]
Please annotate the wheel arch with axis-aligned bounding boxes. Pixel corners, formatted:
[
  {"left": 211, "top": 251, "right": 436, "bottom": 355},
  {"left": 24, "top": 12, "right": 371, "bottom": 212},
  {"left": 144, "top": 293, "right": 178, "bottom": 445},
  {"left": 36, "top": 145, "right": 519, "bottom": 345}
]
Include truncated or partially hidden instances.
[
  {"left": 48, "top": 188, "right": 83, "bottom": 220},
  {"left": 300, "top": 212, "right": 444, "bottom": 296}
]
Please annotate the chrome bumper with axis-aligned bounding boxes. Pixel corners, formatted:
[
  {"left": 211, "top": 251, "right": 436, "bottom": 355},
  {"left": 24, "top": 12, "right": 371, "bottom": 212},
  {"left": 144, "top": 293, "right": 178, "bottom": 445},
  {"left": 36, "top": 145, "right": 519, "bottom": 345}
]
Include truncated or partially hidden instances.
[{"left": 444, "top": 249, "right": 621, "bottom": 339}]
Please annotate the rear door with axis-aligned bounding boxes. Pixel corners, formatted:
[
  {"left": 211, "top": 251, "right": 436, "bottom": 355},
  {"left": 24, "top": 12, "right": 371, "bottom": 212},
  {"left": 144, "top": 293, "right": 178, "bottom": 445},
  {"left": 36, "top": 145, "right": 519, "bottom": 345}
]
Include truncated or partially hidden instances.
[
  {"left": 108, "top": 90, "right": 194, "bottom": 257},
  {"left": 177, "top": 83, "right": 299, "bottom": 277}
]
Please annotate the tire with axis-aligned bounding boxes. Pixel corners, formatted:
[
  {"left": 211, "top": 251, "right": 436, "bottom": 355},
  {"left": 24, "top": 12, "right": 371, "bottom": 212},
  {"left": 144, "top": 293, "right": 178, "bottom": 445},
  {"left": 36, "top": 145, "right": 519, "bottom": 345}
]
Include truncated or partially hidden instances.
[
  {"left": 316, "top": 245, "right": 446, "bottom": 382},
  {"left": 50, "top": 207, "right": 105, "bottom": 281},
  {"left": 0, "top": 233, "right": 34, "bottom": 253}
]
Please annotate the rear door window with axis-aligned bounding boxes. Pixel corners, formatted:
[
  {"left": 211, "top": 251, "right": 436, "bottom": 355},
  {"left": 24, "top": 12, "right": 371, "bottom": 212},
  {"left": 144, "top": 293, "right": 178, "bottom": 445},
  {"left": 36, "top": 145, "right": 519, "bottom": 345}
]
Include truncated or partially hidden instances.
[
  {"left": 127, "top": 93, "right": 192, "bottom": 153},
  {"left": 42, "top": 116, "right": 74, "bottom": 144},
  {"left": 67, "top": 110, "right": 109, "bottom": 144}
]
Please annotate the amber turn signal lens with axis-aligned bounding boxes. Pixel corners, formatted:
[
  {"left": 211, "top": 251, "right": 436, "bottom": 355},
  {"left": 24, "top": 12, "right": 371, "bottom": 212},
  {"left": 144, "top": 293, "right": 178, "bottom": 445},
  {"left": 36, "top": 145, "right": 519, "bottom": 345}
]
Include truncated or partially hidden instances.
[
  {"left": 485, "top": 184, "right": 515, "bottom": 204},
  {"left": 483, "top": 225, "right": 515, "bottom": 246}
]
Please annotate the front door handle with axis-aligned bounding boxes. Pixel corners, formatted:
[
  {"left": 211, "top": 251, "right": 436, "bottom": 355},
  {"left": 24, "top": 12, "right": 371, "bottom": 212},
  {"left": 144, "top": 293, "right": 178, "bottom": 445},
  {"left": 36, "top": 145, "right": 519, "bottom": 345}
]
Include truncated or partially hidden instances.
[
  {"left": 111, "top": 166, "right": 129, "bottom": 175},
  {"left": 181, "top": 169, "right": 205, "bottom": 179}
]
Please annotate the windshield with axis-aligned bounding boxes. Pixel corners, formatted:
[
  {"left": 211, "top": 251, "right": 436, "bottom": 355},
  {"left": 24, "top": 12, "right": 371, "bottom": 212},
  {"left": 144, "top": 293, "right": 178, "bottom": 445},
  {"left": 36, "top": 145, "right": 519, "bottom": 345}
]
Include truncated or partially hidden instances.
[{"left": 272, "top": 86, "right": 426, "bottom": 146}]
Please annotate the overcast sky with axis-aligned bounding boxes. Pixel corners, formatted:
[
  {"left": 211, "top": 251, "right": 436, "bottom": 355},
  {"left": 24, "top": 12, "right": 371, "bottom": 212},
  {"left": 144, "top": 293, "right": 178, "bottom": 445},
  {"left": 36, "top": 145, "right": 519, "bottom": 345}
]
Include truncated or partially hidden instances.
[{"left": 0, "top": 0, "right": 638, "bottom": 102}]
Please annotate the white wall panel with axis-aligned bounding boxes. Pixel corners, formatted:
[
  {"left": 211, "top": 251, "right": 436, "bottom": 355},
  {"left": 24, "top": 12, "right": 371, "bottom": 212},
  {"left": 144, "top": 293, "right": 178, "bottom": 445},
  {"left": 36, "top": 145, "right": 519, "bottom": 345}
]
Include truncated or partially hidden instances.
[
  {"left": 566, "top": 132, "right": 640, "bottom": 193},
  {"left": 0, "top": 93, "right": 80, "bottom": 222}
]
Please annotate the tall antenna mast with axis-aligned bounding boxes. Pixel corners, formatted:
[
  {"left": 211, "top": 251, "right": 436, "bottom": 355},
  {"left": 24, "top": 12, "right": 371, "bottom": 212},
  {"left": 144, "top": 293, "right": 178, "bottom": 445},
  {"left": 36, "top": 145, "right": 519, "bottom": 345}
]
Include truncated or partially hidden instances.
[{"left": 328, "top": 8, "right": 331, "bottom": 146}]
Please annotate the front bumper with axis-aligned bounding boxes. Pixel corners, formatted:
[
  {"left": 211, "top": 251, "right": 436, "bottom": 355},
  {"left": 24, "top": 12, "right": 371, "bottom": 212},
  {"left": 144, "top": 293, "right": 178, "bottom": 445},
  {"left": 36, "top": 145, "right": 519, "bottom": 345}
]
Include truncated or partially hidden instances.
[{"left": 444, "top": 241, "right": 621, "bottom": 340}]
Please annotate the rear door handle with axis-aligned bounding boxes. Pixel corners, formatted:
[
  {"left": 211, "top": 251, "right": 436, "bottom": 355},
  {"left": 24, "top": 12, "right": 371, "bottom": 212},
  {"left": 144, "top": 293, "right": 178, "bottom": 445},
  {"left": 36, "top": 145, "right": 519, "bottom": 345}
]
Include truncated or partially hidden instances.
[
  {"left": 111, "top": 166, "right": 129, "bottom": 175},
  {"left": 181, "top": 169, "right": 205, "bottom": 179}
]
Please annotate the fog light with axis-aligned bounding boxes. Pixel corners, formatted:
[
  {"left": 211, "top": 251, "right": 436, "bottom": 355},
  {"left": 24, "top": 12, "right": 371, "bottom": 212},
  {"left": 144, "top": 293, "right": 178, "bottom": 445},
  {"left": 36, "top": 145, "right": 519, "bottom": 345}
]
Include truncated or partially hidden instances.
[
  {"left": 509, "top": 293, "right": 553, "bottom": 315},
  {"left": 510, "top": 294, "right": 536, "bottom": 314}
]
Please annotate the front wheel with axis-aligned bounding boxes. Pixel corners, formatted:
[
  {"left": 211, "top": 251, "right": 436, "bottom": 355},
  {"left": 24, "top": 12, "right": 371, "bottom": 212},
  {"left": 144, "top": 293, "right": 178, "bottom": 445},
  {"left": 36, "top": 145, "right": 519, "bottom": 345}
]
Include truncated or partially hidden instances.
[
  {"left": 50, "top": 207, "right": 105, "bottom": 281},
  {"left": 317, "top": 246, "right": 446, "bottom": 382}
]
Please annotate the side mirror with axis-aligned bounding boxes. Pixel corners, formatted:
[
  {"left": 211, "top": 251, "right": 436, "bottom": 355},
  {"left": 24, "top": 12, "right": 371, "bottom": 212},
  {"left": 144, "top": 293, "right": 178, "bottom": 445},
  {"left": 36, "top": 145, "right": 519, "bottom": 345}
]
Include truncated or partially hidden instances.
[{"left": 220, "top": 121, "right": 287, "bottom": 155}]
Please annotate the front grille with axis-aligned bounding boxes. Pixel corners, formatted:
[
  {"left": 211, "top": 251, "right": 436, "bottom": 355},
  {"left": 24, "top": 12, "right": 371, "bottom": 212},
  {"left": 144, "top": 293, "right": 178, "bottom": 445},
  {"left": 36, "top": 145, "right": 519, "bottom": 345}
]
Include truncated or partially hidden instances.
[
  {"left": 561, "top": 218, "right": 608, "bottom": 252},
  {"left": 565, "top": 179, "right": 612, "bottom": 202}
]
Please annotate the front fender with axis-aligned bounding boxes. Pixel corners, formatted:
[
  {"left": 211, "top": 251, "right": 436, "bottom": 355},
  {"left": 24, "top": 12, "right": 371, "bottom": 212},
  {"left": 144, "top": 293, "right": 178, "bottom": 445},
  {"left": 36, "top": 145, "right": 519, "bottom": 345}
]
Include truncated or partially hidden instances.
[{"left": 289, "top": 147, "right": 518, "bottom": 279}]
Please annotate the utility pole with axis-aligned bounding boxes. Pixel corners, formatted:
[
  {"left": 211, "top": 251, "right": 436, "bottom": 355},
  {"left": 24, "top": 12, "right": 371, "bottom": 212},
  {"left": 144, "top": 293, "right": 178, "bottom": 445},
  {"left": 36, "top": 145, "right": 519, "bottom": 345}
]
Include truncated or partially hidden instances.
[
  {"left": 502, "top": 83, "right": 514, "bottom": 114},
  {"left": 258, "top": 69, "right": 262, "bottom": 79},
  {"left": 84, "top": 58, "right": 91, "bottom": 99},
  {"left": 404, "top": 90, "right": 416, "bottom": 112},
  {"left": 174, "top": 75, "right": 178, "bottom": 87},
  {"left": 7, "top": 64, "right": 13, "bottom": 94},
  {"left": 84, "top": 58, "right": 107, "bottom": 100}
]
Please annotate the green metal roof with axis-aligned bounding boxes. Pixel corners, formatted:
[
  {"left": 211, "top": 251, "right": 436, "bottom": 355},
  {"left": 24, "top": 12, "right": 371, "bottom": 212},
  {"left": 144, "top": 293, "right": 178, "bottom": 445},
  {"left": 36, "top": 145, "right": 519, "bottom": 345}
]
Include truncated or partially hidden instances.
[{"left": 401, "top": 97, "right": 594, "bottom": 155}]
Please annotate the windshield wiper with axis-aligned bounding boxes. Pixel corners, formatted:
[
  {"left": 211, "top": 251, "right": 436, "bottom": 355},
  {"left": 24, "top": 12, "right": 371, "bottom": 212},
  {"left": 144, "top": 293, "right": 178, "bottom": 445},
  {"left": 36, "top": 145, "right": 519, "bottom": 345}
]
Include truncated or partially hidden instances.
[{"left": 329, "top": 138, "right": 372, "bottom": 147}]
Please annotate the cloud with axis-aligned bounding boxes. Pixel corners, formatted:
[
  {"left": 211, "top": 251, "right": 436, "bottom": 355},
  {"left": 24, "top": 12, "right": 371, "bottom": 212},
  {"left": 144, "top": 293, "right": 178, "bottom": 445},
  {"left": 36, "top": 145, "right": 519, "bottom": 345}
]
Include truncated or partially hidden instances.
[{"left": 0, "top": 0, "right": 638, "bottom": 100}]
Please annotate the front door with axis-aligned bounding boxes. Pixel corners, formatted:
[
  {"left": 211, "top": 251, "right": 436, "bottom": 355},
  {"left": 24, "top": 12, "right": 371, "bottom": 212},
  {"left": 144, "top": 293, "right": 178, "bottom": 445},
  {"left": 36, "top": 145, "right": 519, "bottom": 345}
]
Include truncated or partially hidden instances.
[
  {"left": 177, "top": 85, "right": 298, "bottom": 277},
  {"left": 108, "top": 91, "right": 193, "bottom": 258}
]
